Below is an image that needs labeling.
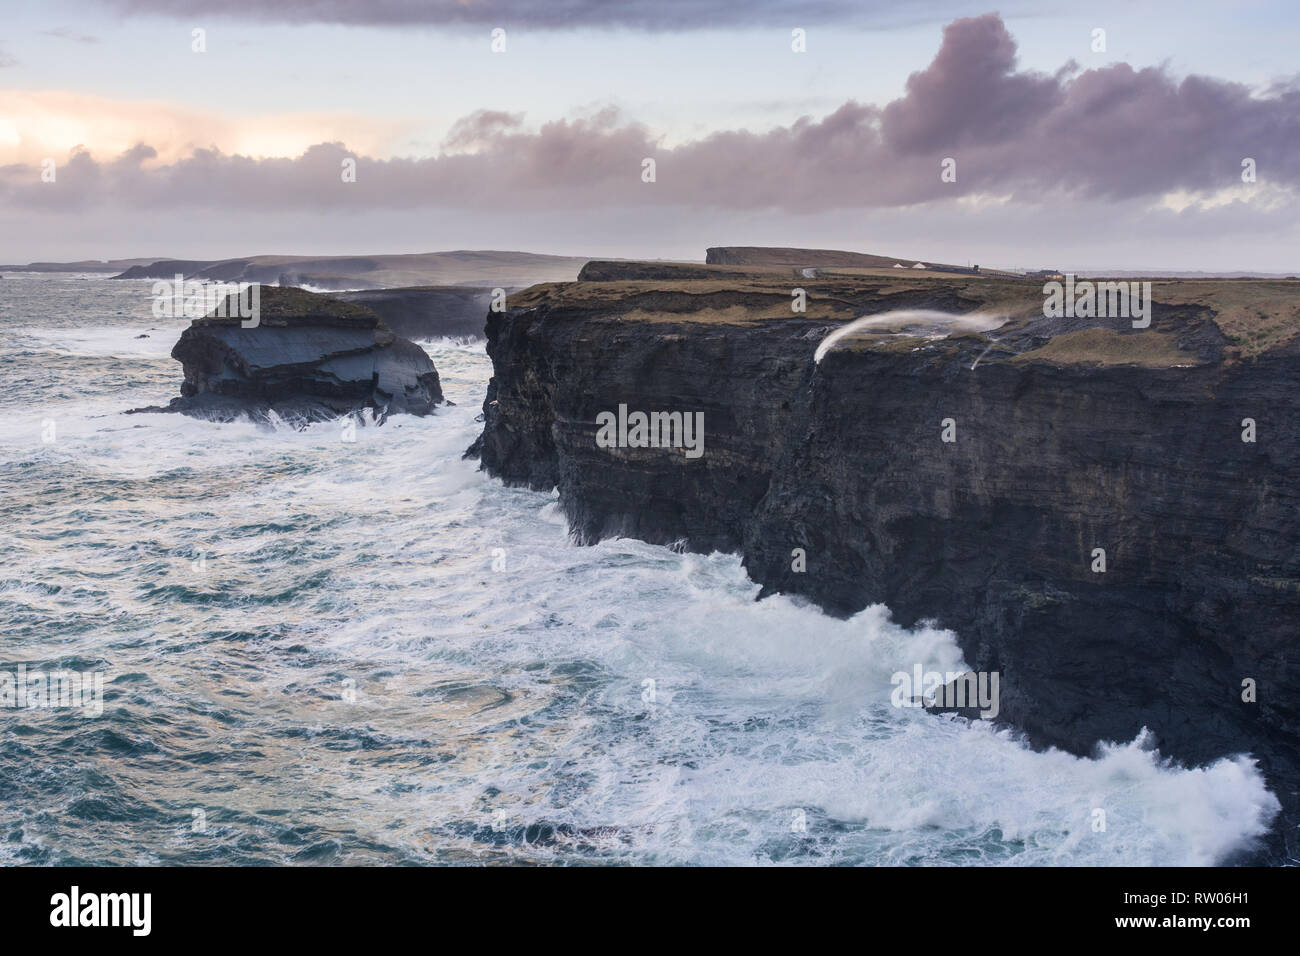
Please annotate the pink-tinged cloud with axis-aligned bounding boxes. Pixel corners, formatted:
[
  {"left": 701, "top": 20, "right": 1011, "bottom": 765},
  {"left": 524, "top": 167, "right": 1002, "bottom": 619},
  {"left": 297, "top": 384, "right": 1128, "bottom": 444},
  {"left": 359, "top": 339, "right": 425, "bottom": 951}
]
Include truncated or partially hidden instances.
[
  {"left": 98, "top": 0, "right": 933, "bottom": 30},
  {"left": 3, "top": 15, "right": 1298, "bottom": 214}
]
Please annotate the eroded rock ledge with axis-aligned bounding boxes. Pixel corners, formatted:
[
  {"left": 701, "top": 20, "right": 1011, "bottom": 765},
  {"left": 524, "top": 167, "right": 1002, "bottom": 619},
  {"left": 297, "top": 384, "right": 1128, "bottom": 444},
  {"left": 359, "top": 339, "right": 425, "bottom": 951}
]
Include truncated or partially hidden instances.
[
  {"left": 131, "top": 286, "right": 444, "bottom": 423},
  {"left": 470, "top": 263, "right": 1300, "bottom": 863}
]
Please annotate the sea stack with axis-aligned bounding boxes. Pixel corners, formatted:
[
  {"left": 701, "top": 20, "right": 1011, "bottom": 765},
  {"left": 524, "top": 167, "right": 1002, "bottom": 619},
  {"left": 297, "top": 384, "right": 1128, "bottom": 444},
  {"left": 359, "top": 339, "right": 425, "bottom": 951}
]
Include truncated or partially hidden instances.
[{"left": 133, "top": 286, "right": 444, "bottom": 422}]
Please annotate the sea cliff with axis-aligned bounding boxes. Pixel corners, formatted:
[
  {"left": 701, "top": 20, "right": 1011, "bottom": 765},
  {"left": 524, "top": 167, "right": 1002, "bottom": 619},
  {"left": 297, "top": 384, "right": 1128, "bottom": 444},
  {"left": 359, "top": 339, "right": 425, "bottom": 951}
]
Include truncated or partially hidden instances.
[{"left": 469, "top": 263, "right": 1300, "bottom": 863}]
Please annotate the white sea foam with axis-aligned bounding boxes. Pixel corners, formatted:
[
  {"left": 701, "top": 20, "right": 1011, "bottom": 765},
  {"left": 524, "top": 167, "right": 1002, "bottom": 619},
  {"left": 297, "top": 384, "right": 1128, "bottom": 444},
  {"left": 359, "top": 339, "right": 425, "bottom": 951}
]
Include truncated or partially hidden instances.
[
  {"left": 0, "top": 277, "right": 1280, "bottom": 865},
  {"left": 14, "top": 324, "right": 183, "bottom": 358}
]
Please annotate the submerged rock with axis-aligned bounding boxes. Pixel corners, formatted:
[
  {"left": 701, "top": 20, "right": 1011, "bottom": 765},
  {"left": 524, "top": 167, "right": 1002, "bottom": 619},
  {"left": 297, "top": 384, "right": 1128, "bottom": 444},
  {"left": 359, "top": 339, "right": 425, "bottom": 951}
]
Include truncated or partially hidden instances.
[{"left": 130, "top": 286, "right": 443, "bottom": 423}]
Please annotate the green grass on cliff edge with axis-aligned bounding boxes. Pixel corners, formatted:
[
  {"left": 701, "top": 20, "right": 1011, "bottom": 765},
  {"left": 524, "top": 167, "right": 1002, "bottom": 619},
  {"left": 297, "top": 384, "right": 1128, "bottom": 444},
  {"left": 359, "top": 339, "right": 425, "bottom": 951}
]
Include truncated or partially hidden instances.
[
  {"left": 506, "top": 273, "right": 1300, "bottom": 366},
  {"left": 196, "top": 285, "right": 386, "bottom": 329}
]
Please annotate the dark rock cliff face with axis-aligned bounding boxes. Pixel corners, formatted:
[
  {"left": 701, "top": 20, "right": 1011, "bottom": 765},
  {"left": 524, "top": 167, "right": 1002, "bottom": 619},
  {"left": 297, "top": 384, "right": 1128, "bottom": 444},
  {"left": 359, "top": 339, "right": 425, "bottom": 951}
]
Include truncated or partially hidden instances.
[
  {"left": 705, "top": 245, "right": 961, "bottom": 271},
  {"left": 131, "top": 286, "right": 443, "bottom": 423},
  {"left": 470, "top": 273, "right": 1300, "bottom": 864},
  {"left": 578, "top": 260, "right": 787, "bottom": 282}
]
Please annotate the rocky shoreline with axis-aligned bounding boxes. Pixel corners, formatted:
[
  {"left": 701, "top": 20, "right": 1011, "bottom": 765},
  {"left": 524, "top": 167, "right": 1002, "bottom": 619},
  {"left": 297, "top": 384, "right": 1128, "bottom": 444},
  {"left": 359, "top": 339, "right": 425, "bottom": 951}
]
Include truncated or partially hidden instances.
[{"left": 469, "top": 261, "right": 1300, "bottom": 864}]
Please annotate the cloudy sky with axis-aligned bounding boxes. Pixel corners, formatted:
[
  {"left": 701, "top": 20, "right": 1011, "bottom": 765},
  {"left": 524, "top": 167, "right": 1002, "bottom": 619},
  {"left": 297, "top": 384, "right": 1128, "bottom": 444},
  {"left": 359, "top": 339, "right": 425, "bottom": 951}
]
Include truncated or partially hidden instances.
[{"left": 2, "top": 0, "right": 1299, "bottom": 270}]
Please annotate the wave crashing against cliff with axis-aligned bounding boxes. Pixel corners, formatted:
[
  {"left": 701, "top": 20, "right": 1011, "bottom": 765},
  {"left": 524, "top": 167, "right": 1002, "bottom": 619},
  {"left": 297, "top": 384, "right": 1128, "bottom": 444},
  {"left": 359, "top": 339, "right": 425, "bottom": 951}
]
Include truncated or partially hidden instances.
[{"left": 472, "top": 266, "right": 1300, "bottom": 864}]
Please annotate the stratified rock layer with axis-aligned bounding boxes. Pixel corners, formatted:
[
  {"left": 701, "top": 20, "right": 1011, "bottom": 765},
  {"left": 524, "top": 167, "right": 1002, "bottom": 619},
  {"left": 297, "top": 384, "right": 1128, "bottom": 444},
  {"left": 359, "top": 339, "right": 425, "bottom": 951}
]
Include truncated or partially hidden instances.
[
  {"left": 471, "top": 270, "right": 1300, "bottom": 863},
  {"left": 136, "top": 286, "right": 443, "bottom": 422}
]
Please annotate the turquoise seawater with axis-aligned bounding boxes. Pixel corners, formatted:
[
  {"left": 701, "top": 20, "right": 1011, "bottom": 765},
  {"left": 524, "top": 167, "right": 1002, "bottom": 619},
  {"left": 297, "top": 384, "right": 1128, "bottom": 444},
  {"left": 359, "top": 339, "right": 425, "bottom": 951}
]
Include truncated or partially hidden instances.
[{"left": 0, "top": 274, "right": 1279, "bottom": 865}]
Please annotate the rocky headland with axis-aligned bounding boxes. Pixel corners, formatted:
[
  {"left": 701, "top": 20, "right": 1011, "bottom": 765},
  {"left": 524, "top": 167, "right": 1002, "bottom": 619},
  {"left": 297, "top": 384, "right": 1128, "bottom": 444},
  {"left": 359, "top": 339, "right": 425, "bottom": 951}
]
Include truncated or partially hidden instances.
[
  {"left": 109, "top": 249, "right": 589, "bottom": 289},
  {"left": 469, "top": 252, "right": 1300, "bottom": 863}
]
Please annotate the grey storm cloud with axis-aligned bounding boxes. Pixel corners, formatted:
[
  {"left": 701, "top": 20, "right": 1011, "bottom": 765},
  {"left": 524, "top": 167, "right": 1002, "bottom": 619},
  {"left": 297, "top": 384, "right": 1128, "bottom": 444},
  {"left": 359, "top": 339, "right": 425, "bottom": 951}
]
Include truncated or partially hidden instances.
[
  {"left": 97, "top": 0, "right": 973, "bottom": 30},
  {"left": 41, "top": 28, "right": 103, "bottom": 44},
  {"left": 442, "top": 110, "right": 526, "bottom": 151},
  {"left": 5, "top": 14, "right": 1299, "bottom": 214}
]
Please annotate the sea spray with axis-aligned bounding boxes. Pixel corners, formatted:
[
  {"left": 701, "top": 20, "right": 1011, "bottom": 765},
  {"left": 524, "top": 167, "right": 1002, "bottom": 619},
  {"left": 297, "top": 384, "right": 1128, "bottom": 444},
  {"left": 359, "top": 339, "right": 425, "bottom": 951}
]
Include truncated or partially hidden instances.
[
  {"left": 0, "top": 274, "right": 1281, "bottom": 867},
  {"left": 814, "top": 310, "right": 1007, "bottom": 363}
]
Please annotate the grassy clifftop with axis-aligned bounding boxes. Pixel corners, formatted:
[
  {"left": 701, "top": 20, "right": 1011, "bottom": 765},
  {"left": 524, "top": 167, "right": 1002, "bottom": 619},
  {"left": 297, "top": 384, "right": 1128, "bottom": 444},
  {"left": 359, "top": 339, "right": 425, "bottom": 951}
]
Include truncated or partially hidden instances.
[{"left": 510, "top": 264, "right": 1300, "bottom": 366}]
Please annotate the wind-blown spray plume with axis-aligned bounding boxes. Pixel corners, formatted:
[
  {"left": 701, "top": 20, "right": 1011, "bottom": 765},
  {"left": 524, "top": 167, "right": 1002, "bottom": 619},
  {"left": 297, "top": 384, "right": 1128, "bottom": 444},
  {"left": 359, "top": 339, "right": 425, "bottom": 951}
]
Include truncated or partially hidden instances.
[{"left": 814, "top": 310, "right": 1008, "bottom": 364}]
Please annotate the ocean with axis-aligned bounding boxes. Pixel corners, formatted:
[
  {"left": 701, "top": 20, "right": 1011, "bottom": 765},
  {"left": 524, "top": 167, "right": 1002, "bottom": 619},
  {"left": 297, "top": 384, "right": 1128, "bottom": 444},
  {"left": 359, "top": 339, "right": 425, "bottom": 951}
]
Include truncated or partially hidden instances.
[{"left": 0, "top": 273, "right": 1279, "bottom": 865}]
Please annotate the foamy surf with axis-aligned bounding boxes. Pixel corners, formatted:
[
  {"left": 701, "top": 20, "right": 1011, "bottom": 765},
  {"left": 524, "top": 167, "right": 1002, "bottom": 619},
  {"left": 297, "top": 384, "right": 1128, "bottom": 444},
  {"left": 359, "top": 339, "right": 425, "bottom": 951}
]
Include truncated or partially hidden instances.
[{"left": 0, "top": 274, "right": 1279, "bottom": 865}]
